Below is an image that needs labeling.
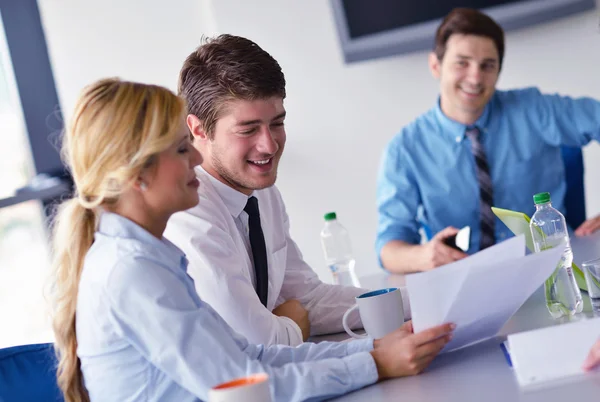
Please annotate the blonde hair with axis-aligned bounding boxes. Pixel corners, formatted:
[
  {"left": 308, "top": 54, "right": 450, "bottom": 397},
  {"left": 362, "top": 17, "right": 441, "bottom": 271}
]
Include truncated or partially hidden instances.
[{"left": 50, "top": 78, "right": 185, "bottom": 402}]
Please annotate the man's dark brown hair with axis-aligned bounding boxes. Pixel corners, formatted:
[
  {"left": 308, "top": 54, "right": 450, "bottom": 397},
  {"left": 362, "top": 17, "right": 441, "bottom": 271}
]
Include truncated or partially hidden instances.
[
  {"left": 434, "top": 8, "right": 505, "bottom": 69},
  {"left": 178, "top": 34, "right": 286, "bottom": 138}
]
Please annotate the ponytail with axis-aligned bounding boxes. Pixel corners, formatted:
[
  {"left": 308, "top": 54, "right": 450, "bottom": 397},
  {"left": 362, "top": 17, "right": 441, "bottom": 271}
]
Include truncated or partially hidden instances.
[{"left": 51, "top": 198, "right": 96, "bottom": 402}]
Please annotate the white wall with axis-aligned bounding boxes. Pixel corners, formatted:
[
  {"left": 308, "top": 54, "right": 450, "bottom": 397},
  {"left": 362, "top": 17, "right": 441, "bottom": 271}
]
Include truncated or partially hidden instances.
[
  {"left": 38, "top": 0, "right": 217, "bottom": 120},
  {"left": 39, "top": 0, "right": 600, "bottom": 282}
]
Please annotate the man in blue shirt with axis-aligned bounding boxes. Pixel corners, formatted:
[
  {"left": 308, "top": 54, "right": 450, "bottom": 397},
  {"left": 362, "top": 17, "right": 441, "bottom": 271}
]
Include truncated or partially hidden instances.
[{"left": 376, "top": 8, "right": 600, "bottom": 274}]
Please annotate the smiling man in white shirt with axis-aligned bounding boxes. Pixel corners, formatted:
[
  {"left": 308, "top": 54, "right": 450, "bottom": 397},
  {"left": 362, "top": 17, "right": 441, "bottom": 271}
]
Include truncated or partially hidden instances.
[{"left": 165, "top": 35, "right": 402, "bottom": 346}]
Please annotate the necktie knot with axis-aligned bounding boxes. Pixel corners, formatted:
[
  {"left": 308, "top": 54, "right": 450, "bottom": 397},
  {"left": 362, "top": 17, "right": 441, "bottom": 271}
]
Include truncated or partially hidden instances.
[
  {"left": 465, "top": 126, "right": 480, "bottom": 141},
  {"left": 244, "top": 196, "right": 260, "bottom": 218}
]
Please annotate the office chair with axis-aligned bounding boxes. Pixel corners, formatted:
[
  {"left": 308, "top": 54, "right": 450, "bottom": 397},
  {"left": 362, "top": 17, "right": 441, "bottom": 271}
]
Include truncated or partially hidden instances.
[
  {"left": 561, "top": 146, "right": 586, "bottom": 230},
  {"left": 0, "top": 343, "right": 63, "bottom": 402}
]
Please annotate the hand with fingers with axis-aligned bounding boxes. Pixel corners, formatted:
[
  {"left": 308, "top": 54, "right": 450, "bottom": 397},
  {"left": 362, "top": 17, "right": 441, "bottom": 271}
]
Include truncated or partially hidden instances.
[
  {"left": 575, "top": 215, "right": 600, "bottom": 237},
  {"left": 582, "top": 338, "right": 600, "bottom": 371},
  {"left": 422, "top": 227, "right": 469, "bottom": 270},
  {"left": 370, "top": 321, "right": 455, "bottom": 380}
]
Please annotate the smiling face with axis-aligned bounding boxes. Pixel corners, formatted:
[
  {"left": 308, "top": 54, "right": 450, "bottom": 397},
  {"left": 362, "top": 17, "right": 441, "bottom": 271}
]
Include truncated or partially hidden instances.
[
  {"left": 189, "top": 96, "right": 286, "bottom": 195},
  {"left": 141, "top": 120, "right": 203, "bottom": 216},
  {"left": 430, "top": 34, "right": 500, "bottom": 125}
]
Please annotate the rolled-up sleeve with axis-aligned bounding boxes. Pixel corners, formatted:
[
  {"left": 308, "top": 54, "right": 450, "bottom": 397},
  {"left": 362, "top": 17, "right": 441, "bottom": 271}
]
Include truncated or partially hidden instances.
[
  {"left": 276, "top": 195, "right": 368, "bottom": 336},
  {"left": 376, "top": 136, "right": 421, "bottom": 265}
]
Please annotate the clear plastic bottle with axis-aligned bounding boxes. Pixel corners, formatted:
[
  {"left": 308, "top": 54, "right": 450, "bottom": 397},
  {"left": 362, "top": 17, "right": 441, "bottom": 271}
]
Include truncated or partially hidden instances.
[
  {"left": 529, "top": 192, "right": 583, "bottom": 318},
  {"left": 320, "top": 212, "right": 360, "bottom": 287}
]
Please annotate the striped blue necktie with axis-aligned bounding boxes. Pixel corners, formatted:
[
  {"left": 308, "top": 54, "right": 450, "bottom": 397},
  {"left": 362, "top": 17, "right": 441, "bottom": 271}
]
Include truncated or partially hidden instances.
[{"left": 466, "top": 127, "right": 496, "bottom": 250}]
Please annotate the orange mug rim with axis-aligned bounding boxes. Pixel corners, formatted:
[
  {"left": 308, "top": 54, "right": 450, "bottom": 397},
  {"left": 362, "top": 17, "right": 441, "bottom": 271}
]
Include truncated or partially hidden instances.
[{"left": 212, "top": 373, "right": 269, "bottom": 390}]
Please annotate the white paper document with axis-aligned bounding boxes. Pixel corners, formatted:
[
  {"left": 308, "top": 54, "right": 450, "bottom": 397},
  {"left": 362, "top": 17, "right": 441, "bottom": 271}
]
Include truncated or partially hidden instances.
[
  {"left": 407, "top": 235, "right": 565, "bottom": 352},
  {"left": 508, "top": 317, "right": 600, "bottom": 388}
]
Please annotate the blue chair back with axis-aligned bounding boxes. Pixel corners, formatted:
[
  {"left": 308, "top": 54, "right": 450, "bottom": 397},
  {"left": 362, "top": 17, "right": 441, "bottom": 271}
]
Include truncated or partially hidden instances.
[
  {"left": 561, "top": 146, "right": 586, "bottom": 230},
  {"left": 0, "top": 343, "right": 63, "bottom": 402}
]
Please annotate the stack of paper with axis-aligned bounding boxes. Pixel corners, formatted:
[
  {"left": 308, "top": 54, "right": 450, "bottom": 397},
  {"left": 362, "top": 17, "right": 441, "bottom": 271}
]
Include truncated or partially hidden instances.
[
  {"left": 507, "top": 317, "right": 600, "bottom": 388},
  {"left": 407, "top": 235, "right": 564, "bottom": 352}
]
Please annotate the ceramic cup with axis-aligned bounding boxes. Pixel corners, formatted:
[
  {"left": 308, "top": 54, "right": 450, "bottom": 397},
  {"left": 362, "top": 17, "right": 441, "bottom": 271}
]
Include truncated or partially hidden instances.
[
  {"left": 208, "top": 373, "right": 272, "bottom": 402},
  {"left": 342, "top": 287, "right": 404, "bottom": 339}
]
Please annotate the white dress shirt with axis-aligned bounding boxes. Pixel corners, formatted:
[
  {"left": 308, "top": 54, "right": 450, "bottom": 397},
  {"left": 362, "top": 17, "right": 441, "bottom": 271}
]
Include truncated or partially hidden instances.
[
  {"left": 76, "top": 212, "right": 378, "bottom": 402},
  {"left": 165, "top": 167, "right": 368, "bottom": 346}
]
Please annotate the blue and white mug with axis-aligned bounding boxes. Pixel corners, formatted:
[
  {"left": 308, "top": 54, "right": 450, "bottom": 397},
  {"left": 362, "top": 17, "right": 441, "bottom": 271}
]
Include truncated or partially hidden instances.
[{"left": 342, "top": 287, "right": 404, "bottom": 339}]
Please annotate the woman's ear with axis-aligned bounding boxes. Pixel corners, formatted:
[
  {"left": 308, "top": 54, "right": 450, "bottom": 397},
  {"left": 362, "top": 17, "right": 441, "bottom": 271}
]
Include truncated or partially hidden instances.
[{"left": 133, "top": 178, "right": 148, "bottom": 192}]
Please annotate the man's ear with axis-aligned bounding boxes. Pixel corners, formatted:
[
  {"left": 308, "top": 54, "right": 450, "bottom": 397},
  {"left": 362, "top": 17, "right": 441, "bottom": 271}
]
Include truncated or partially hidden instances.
[
  {"left": 428, "top": 52, "right": 442, "bottom": 80},
  {"left": 187, "top": 114, "right": 209, "bottom": 141}
]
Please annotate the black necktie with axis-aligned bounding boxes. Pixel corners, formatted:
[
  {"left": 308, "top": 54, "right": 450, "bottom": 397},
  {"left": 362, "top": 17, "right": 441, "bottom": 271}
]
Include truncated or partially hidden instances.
[
  {"left": 244, "top": 196, "right": 269, "bottom": 307},
  {"left": 466, "top": 127, "right": 496, "bottom": 250}
]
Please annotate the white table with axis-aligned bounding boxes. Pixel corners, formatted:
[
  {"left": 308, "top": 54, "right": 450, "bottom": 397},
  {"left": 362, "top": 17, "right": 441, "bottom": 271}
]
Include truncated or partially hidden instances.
[{"left": 322, "top": 232, "right": 600, "bottom": 401}]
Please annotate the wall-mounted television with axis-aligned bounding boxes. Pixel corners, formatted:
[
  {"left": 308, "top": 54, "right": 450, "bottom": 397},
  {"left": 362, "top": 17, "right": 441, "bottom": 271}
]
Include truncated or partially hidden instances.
[{"left": 330, "top": 0, "right": 596, "bottom": 63}]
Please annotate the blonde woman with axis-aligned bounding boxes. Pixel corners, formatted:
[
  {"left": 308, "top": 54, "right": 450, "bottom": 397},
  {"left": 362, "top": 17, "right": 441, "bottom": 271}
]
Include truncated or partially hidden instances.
[{"left": 50, "top": 78, "right": 455, "bottom": 402}]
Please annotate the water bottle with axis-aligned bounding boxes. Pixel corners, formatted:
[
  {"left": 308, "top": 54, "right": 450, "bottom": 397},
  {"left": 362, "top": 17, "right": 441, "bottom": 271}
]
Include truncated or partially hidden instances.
[
  {"left": 320, "top": 212, "right": 360, "bottom": 287},
  {"left": 529, "top": 192, "right": 583, "bottom": 318}
]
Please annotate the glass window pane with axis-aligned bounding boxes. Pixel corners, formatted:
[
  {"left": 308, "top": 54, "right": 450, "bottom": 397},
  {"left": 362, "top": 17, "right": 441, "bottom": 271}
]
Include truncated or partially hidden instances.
[
  {"left": 0, "top": 11, "right": 53, "bottom": 348},
  {"left": 0, "top": 202, "right": 53, "bottom": 348}
]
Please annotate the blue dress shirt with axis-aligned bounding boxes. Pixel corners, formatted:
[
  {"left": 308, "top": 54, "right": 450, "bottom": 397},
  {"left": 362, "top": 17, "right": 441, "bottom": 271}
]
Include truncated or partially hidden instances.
[
  {"left": 76, "top": 212, "right": 378, "bottom": 402},
  {"left": 376, "top": 88, "right": 600, "bottom": 258}
]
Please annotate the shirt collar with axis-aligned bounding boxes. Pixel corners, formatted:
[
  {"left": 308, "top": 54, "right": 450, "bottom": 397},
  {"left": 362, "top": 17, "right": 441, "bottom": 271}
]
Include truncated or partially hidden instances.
[
  {"left": 98, "top": 211, "right": 186, "bottom": 269},
  {"left": 198, "top": 166, "right": 254, "bottom": 218},
  {"left": 433, "top": 94, "right": 494, "bottom": 142}
]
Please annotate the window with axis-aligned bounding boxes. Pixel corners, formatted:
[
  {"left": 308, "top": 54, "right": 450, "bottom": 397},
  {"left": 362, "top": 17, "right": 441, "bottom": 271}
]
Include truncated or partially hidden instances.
[
  {"left": 0, "top": 13, "right": 54, "bottom": 348},
  {"left": 0, "top": 0, "right": 67, "bottom": 348}
]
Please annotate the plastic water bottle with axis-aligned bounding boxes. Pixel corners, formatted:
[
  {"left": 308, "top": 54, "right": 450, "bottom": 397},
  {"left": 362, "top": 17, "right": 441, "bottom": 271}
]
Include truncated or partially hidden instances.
[
  {"left": 320, "top": 212, "right": 360, "bottom": 287},
  {"left": 529, "top": 192, "right": 583, "bottom": 318}
]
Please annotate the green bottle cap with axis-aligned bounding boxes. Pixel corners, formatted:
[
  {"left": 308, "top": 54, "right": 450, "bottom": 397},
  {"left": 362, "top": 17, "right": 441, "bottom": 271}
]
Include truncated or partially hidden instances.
[
  {"left": 324, "top": 212, "right": 337, "bottom": 221},
  {"left": 533, "top": 192, "right": 551, "bottom": 205}
]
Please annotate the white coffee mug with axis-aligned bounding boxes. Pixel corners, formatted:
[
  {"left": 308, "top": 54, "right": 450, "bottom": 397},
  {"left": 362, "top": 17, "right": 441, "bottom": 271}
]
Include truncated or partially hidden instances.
[
  {"left": 208, "top": 373, "right": 272, "bottom": 402},
  {"left": 342, "top": 287, "right": 404, "bottom": 339}
]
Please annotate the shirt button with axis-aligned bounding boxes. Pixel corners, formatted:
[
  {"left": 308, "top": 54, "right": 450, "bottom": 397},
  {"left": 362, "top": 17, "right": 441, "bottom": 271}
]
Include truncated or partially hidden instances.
[
  {"left": 499, "top": 233, "right": 506, "bottom": 239},
  {"left": 455, "top": 136, "right": 461, "bottom": 142}
]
